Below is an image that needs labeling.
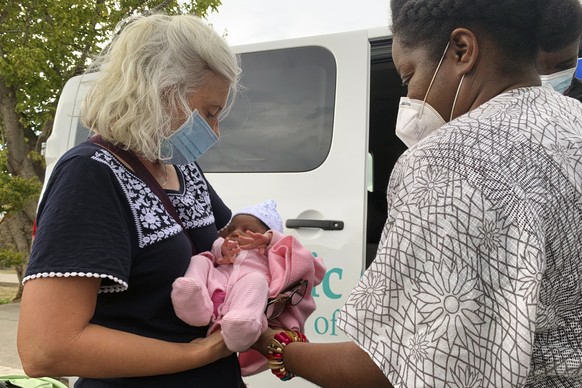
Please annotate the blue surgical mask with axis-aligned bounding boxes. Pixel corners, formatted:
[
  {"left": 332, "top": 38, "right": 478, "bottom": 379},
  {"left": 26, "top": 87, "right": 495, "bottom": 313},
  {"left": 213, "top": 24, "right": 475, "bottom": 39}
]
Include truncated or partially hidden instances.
[
  {"left": 540, "top": 67, "right": 576, "bottom": 94},
  {"left": 160, "top": 110, "right": 218, "bottom": 165}
]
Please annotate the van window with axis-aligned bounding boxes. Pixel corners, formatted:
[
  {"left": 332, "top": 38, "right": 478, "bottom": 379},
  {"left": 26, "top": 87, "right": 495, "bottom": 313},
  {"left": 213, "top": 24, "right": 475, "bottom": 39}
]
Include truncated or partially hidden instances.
[
  {"left": 198, "top": 46, "right": 336, "bottom": 173},
  {"left": 76, "top": 122, "right": 91, "bottom": 145}
]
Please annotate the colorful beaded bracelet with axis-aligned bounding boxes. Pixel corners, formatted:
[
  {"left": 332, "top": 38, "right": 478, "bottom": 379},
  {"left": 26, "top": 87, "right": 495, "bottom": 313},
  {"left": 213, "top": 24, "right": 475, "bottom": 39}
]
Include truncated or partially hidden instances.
[{"left": 266, "top": 330, "right": 308, "bottom": 381}]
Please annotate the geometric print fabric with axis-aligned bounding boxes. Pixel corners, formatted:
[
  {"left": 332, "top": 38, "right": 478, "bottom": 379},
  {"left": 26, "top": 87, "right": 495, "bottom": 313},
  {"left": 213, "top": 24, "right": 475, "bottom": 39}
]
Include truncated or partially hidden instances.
[
  {"left": 93, "top": 149, "right": 215, "bottom": 249},
  {"left": 337, "top": 87, "right": 582, "bottom": 387}
]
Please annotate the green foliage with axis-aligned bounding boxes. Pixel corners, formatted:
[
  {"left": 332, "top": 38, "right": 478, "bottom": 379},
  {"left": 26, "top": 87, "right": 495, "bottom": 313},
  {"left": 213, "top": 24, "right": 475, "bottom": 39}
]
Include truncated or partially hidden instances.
[
  {"left": 182, "top": 0, "right": 222, "bottom": 16},
  {"left": 0, "top": 247, "right": 26, "bottom": 268},
  {"left": 0, "top": 174, "right": 42, "bottom": 215},
  {"left": 28, "top": 150, "right": 46, "bottom": 169},
  {"left": 0, "top": 0, "right": 222, "bottom": 136},
  {"left": 0, "top": 148, "right": 6, "bottom": 171},
  {"left": 0, "top": 149, "right": 42, "bottom": 214},
  {"left": 0, "top": 0, "right": 221, "bottom": 256}
]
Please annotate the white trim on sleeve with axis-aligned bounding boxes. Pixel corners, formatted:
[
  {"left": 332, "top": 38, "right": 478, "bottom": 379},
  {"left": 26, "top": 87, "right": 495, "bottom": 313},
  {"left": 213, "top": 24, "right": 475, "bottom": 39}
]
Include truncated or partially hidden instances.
[{"left": 22, "top": 271, "right": 128, "bottom": 293}]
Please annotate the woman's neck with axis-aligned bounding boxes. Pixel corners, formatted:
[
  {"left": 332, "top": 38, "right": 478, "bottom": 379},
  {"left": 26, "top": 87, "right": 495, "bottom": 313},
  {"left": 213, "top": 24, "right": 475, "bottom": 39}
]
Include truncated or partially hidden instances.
[{"left": 141, "top": 158, "right": 168, "bottom": 188}]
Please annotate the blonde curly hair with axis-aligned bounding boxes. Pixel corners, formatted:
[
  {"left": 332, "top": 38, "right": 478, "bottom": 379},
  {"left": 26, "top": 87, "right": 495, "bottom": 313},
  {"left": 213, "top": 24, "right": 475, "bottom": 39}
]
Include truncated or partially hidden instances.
[{"left": 81, "top": 13, "right": 240, "bottom": 161}]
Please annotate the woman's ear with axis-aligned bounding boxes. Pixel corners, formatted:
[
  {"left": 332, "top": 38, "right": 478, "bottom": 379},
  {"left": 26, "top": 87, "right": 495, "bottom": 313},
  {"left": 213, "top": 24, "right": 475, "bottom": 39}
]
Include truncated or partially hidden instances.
[{"left": 449, "top": 28, "right": 478, "bottom": 75}]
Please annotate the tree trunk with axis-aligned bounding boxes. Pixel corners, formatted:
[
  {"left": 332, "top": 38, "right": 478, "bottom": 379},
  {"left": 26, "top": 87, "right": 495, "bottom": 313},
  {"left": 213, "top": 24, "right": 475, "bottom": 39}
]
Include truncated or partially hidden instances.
[
  {"left": 0, "top": 77, "right": 38, "bottom": 179},
  {"left": 0, "top": 76, "right": 42, "bottom": 296},
  {"left": 0, "top": 208, "right": 34, "bottom": 301}
]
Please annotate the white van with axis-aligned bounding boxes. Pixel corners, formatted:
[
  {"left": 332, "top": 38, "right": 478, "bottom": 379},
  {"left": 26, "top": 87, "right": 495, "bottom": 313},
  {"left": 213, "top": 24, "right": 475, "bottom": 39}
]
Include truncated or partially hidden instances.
[{"left": 45, "top": 26, "right": 407, "bottom": 387}]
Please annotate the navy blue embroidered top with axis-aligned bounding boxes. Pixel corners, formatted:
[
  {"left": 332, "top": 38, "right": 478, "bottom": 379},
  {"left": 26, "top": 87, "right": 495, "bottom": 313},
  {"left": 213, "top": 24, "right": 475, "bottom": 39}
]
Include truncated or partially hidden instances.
[{"left": 26, "top": 141, "right": 242, "bottom": 387}]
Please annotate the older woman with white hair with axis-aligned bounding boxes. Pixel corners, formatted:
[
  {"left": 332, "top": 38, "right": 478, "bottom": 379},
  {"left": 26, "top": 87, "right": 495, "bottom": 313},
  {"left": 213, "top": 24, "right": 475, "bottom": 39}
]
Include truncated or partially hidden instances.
[{"left": 18, "top": 13, "right": 243, "bottom": 387}]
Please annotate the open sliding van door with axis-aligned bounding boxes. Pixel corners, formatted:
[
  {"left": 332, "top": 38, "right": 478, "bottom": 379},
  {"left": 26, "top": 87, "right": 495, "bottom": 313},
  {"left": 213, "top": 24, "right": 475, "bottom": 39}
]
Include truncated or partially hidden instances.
[{"left": 198, "top": 28, "right": 381, "bottom": 387}]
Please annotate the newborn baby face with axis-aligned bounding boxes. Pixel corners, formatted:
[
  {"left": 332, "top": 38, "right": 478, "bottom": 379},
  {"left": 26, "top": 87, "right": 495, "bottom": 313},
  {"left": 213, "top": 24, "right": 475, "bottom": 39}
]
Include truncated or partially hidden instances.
[{"left": 219, "top": 214, "right": 269, "bottom": 240}]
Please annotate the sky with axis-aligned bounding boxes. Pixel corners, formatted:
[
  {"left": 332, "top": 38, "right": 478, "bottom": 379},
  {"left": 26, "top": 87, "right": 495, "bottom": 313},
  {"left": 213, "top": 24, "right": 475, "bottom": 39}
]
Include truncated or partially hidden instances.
[{"left": 206, "top": 0, "right": 391, "bottom": 46}]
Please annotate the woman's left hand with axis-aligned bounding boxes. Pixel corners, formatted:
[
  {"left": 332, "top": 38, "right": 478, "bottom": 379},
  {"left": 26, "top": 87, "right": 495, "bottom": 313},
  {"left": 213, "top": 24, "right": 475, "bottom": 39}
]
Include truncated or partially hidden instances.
[
  {"left": 190, "top": 330, "right": 233, "bottom": 361},
  {"left": 251, "top": 327, "right": 280, "bottom": 357}
]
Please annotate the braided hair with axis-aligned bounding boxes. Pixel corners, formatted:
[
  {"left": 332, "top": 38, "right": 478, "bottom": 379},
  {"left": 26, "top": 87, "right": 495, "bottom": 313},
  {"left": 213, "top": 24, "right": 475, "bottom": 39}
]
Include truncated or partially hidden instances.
[
  {"left": 538, "top": 0, "right": 582, "bottom": 53},
  {"left": 390, "top": 0, "right": 541, "bottom": 73}
]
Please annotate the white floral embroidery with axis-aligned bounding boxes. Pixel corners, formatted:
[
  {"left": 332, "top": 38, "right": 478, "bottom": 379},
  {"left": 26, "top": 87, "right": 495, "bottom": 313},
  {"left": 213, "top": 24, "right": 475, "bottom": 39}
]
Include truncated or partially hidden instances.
[
  {"left": 172, "top": 164, "right": 215, "bottom": 228},
  {"left": 91, "top": 151, "right": 214, "bottom": 248}
]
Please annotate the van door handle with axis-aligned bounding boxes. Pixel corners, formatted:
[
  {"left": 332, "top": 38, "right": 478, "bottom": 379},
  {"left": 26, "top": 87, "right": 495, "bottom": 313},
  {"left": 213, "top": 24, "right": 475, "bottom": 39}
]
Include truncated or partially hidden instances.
[{"left": 285, "top": 219, "right": 344, "bottom": 230}]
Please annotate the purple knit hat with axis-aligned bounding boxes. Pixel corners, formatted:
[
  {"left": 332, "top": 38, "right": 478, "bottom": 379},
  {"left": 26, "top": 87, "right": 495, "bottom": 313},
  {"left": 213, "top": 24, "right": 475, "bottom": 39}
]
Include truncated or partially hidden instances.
[{"left": 233, "top": 199, "right": 284, "bottom": 233}]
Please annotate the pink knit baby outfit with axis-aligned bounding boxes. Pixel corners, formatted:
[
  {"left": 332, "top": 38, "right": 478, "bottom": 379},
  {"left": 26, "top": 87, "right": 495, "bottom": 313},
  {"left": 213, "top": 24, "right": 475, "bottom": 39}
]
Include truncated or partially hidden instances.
[{"left": 171, "top": 200, "right": 326, "bottom": 376}]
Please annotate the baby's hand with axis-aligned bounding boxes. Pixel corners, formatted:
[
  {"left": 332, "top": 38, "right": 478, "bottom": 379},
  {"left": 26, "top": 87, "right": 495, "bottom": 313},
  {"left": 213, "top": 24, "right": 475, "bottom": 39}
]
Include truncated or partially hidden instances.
[
  {"left": 221, "top": 237, "right": 241, "bottom": 263},
  {"left": 237, "top": 231, "right": 272, "bottom": 255}
]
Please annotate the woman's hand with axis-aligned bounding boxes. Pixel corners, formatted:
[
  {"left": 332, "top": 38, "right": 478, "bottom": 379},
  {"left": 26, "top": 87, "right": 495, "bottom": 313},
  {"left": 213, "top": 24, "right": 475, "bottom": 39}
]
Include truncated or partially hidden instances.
[
  {"left": 251, "top": 328, "right": 393, "bottom": 387},
  {"left": 252, "top": 327, "right": 280, "bottom": 357},
  {"left": 190, "top": 330, "right": 233, "bottom": 362}
]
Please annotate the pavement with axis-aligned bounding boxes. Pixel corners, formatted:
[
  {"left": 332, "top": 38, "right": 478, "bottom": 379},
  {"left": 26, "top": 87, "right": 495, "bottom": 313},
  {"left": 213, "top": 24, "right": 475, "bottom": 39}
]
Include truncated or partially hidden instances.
[
  {"left": 0, "top": 272, "right": 75, "bottom": 386},
  {"left": 0, "top": 271, "right": 24, "bottom": 376}
]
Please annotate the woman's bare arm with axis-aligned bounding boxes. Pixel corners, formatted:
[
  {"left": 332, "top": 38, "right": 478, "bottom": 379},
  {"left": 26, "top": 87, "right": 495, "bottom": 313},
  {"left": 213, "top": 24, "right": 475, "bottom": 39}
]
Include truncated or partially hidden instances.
[
  {"left": 254, "top": 329, "right": 393, "bottom": 388},
  {"left": 17, "top": 276, "right": 231, "bottom": 378}
]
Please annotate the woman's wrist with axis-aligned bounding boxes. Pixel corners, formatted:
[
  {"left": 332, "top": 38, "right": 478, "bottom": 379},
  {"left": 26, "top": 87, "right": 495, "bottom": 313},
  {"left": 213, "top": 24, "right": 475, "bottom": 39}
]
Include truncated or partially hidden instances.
[
  {"left": 208, "top": 332, "right": 232, "bottom": 360},
  {"left": 253, "top": 329, "right": 276, "bottom": 356},
  {"left": 266, "top": 330, "right": 308, "bottom": 381},
  {"left": 187, "top": 331, "right": 232, "bottom": 368}
]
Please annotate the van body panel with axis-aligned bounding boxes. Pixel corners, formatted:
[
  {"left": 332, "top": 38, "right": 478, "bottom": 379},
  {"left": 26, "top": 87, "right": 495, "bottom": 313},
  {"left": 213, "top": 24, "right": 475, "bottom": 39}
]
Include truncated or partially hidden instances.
[
  {"left": 42, "top": 72, "right": 97, "bottom": 195},
  {"left": 212, "top": 29, "right": 371, "bottom": 388}
]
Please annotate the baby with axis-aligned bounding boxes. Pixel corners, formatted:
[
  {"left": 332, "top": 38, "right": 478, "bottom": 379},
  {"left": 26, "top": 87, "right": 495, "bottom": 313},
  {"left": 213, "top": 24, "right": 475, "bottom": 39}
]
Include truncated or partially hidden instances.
[{"left": 171, "top": 199, "right": 326, "bottom": 375}]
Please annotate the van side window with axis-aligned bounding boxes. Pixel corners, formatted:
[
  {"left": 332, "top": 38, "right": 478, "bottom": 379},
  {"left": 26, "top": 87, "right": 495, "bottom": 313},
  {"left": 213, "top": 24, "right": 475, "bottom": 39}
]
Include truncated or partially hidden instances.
[
  {"left": 75, "top": 122, "right": 91, "bottom": 145},
  {"left": 198, "top": 46, "right": 336, "bottom": 173}
]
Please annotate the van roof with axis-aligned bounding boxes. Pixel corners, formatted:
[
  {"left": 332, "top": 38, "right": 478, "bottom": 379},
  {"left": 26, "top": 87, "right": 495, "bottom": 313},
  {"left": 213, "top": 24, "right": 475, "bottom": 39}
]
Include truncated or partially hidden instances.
[{"left": 232, "top": 25, "right": 391, "bottom": 52}]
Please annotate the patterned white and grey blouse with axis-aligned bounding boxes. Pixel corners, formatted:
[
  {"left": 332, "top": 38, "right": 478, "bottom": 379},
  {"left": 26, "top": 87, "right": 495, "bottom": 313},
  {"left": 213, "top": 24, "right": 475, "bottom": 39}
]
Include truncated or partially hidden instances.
[{"left": 337, "top": 86, "right": 582, "bottom": 387}]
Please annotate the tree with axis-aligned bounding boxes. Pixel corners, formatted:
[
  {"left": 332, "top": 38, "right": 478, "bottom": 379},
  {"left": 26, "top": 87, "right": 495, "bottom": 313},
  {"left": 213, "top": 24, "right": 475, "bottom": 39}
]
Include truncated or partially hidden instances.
[{"left": 0, "top": 0, "right": 222, "bottom": 301}]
